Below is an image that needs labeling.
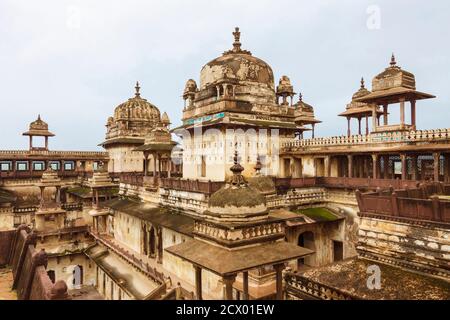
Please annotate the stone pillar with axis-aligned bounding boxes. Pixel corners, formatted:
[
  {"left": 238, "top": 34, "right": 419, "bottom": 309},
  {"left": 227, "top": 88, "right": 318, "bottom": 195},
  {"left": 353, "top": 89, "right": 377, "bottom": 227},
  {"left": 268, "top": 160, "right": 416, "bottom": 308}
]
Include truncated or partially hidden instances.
[
  {"left": 372, "top": 154, "right": 378, "bottom": 179},
  {"left": 400, "top": 98, "right": 405, "bottom": 126},
  {"left": 411, "top": 100, "right": 416, "bottom": 130},
  {"left": 365, "top": 114, "right": 369, "bottom": 135},
  {"left": 411, "top": 155, "right": 418, "bottom": 181},
  {"left": 144, "top": 153, "right": 149, "bottom": 176},
  {"left": 324, "top": 156, "right": 331, "bottom": 177},
  {"left": 444, "top": 154, "right": 450, "bottom": 183},
  {"left": 243, "top": 271, "right": 249, "bottom": 300},
  {"left": 273, "top": 263, "right": 285, "bottom": 300},
  {"left": 347, "top": 155, "right": 353, "bottom": 178},
  {"left": 194, "top": 265, "right": 202, "bottom": 300},
  {"left": 433, "top": 152, "right": 441, "bottom": 182},
  {"left": 153, "top": 153, "right": 157, "bottom": 178},
  {"left": 400, "top": 154, "right": 407, "bottom": 180},
  {"left": 223, "top": 274, "right": 236, "bottom": 300},
  {"left": 383, "top": 155, "right": 389, "bottom": 179},
  {"left": 383, "top": 104, "right": 388, "bottom": 125},
  {"left": 358, "top": 117, "right": 362, "bottom": 135},
  {"left": 372, "top": 106, "right": 377, "bottom": 132},
  {"left": 45, "top": 136, "right": 49, "bottom": 150},
  {"left": 312, "top": 123, "right": 315, "bottom": 139},
  {"left": 346, "top": 117, "right": 351, "bottom": 137}
]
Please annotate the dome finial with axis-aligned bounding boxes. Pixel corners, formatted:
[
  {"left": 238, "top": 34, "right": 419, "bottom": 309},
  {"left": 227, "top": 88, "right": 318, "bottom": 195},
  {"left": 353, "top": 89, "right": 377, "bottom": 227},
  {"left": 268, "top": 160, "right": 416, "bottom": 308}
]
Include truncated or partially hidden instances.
[
  {"left": 360, "top": 77, "right": 365, "bottom": 89},
  {"left": 298, "top": 92, "right": 303, "bottom": 102},
  {"left": 230, "top": 146, "right": 246, "bottom": 186},
  {"left": 390, "top": 53, "right": 396, "bottom": 66},
  {"left": 232, "top": 27, "right": 241, "bottom": 52},
  {"left": 38, "top": 114, "right": 41, "bottom": 121},
  {"left": 254, "top": 155, "right": 262, "bottom": 176},
  {"left": 135, "top": 81, "right": 141, "bottom": 97}
]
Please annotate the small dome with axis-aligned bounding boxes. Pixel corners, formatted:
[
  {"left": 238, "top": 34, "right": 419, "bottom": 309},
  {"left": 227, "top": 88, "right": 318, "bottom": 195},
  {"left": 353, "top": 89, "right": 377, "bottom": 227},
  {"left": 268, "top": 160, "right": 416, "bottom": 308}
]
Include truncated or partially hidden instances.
[
  {"left": 276, "top": 75, "right": 294, "bottom": 95},
  {"left": 209, "top": 185, "right": 266, "bottom": 209},
  {"left": 199, "top": 28, "right": 275, "bottom": 93},
  {"left": 352, "top": 78, "right": 371, "bottom": 100},
  {"left": 161, "top": 112, "right": 170, "bottom": 126},
  {"left": 372, "top": 54, "right": 416, "bottom": 92},
  {"left": 113, "top": 82, "right": 161, "bottom": 123},
  {"left": 207, "top": 151, "right": 267, "bottom": 223},
  {"left": 183, "top": 79, "right": 197, "bottom": 97},
  {"left": 30, "top": 115, "right": 49, "bottom": 131},
  {"left": 104, "top": 82, "right": 163, "bottom": 142},
  {"left": 294, "top": 93, "right": 314, "bottom": 112},
  {"left": 23, "top": 115, "right": 54, "bottom": 137}
]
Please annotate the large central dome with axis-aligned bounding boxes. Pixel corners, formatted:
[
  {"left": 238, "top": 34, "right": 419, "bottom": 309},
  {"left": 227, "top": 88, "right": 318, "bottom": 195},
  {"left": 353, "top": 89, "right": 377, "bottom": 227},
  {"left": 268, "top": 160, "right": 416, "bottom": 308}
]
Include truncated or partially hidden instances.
[{"left": 199, "top": 28, "right": 275, "bottom": 92}]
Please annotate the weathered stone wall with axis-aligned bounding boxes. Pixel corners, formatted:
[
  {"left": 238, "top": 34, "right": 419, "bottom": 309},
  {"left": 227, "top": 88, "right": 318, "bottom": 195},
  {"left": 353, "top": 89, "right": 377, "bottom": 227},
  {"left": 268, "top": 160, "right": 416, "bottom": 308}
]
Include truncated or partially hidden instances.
[
  {"left": 0, "top": 229, "right": 14, "bottom": 266},
  {"left": 357, "top": 215, "right": 450, "bottom": 279},
  {"left": 0, "top": 208, "right": 14, "bottom": 231},
  {"left": 107, "top": 146, "right": 143, "bottom": 173}
]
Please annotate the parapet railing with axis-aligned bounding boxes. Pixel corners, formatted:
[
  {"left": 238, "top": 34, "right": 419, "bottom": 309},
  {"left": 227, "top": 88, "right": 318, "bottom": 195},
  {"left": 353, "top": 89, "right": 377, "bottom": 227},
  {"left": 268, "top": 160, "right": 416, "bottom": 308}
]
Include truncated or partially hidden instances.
[
  {"left": 0, "top": 170, "right": 96, "bottom": 180},
  {"left": 356, "top": 182, "right": 450, "bottom": 224},
  {"left": 0, "top": 149, "right": 108, "bottom": 157},
  {"left": 91, "top": 232, "right": 166, "bottom": 285},
  {"left": 284, "top": 272, "right": 356, "bottom": 300},
  {"left": 160, "top": 178, "right": 224, "bottom": 195},
  {"left": 274, "top": 177, "right": 421, "bottom": 190},
  {"left": 282, "top": 128, "right": 450, "bottom": 149}
]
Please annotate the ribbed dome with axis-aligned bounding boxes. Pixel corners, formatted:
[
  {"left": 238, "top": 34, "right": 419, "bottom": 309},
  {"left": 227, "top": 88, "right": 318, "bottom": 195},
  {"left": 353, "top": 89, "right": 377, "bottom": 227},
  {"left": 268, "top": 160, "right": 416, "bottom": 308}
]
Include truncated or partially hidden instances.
[
  {"left": 113, "top": 82, "right": 160, "bottom": 123},
  {"left": 104, "top": 82, "right": 163, "bottom": 142},
  {"left": 200, "top": 53, "right": 275, "bottom": 90},
  {"left": 199, "top": 28, "right": 275, "bottom": 92}
]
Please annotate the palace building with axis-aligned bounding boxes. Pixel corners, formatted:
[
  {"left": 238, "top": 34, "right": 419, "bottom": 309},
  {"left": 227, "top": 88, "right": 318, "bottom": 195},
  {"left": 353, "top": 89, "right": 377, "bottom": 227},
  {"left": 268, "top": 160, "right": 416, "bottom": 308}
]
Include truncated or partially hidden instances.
[{"left": 0, "top": 28, "right": 449, "bottom": 300}]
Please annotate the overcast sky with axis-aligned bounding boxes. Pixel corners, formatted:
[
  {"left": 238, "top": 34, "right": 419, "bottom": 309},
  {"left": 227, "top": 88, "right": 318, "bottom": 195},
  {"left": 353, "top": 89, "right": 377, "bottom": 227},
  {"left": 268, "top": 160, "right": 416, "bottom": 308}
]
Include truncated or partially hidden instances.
[{"left": 0, "top": 0, "right": 449, "bottom": 150}]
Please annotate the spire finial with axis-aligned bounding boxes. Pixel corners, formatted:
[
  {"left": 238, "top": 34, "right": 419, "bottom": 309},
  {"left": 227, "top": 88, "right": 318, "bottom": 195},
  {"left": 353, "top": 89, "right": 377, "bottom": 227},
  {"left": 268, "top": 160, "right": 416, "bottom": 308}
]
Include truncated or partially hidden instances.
[
  {"left": 135, "top": 81, "right": 141, "bottom": 97},
  {"left": 390, "top": 53, "right": 396, "bottom": 66},
  {"left": 37, "top": 114, "right": 41, "bottom": 121},
  {"left": 254, "top": 155, "right": 262, "bottom": 175},
  {"left": 360, "top": 77, "right": 365, "bottom": 88},
  {"left": 298, "top": 92, "right": 303, "bottom": 102},
  {"left": 230, "top": 145, "right": 246, "bottom": 186},
  {"left": 232, "top": 27, "right": 241, "bottom": 52}
]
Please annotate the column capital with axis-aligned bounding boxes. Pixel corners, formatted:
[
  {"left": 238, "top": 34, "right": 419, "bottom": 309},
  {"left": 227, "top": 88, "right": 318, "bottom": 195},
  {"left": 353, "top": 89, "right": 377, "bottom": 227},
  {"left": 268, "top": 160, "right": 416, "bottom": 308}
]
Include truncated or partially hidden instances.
[{"left": 222, "top": 273, "right": 237, "bottom": 283}]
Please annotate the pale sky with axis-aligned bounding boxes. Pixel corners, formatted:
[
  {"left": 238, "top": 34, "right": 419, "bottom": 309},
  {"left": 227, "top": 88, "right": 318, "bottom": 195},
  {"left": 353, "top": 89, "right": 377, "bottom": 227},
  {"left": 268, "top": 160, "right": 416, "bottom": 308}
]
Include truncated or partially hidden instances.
[{"left": 0, "top": 0, "right": 449, "bottom": 150}]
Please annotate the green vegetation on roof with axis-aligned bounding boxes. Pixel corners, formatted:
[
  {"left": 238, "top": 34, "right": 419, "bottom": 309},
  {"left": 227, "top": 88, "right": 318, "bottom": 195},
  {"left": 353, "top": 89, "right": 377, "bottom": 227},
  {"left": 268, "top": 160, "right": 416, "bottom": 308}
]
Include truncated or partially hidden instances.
[{"left": 293, "top": 207, "right": 338, "bottom": 222}]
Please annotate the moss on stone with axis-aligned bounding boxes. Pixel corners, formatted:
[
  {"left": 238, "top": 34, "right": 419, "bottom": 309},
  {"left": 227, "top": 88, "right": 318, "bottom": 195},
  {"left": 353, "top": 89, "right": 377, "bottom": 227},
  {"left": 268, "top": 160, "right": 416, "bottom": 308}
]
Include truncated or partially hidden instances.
[
  {"left": 209, "top": 186, "right": 265, "bottom": 208},
  {"left": 247, "top": 176, "right": 276, "bottom": 194},
  {"left": 294, "top": 207, "right": 338, "bottom": 222}
]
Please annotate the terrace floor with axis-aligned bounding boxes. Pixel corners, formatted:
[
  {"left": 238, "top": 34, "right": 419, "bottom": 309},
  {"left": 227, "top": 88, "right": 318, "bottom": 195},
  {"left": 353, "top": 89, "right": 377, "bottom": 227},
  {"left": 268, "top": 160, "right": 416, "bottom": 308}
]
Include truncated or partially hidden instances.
[{"left": 0, "top": 267, "right": 17, "bottom": 300}]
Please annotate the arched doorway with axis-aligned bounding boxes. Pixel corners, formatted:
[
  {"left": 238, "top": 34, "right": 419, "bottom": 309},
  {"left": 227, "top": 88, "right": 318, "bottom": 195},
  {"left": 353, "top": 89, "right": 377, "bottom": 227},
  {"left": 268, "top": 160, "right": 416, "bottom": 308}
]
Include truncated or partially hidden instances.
[
  {"left": 72, "top": 265, "right": 83, "bottom": 288},
  {"left": 297, "top": 231, "right": 315, "bottom": 269}
]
